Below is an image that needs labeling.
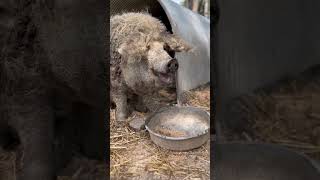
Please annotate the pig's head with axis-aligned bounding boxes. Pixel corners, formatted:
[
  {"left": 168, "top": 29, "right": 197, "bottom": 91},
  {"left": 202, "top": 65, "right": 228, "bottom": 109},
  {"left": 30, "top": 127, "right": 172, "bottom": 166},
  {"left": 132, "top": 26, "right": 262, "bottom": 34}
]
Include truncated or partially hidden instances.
[{"left": 118, "top": 32, "right": 191, "bottom": 91}]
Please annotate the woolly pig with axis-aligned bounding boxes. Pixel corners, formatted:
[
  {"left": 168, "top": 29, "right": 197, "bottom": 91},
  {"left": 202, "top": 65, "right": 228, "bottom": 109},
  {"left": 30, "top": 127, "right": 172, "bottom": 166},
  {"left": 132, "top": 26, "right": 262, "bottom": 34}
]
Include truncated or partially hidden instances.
[{"left": 110, "top": 12, "right": 191, "bottom": 121}]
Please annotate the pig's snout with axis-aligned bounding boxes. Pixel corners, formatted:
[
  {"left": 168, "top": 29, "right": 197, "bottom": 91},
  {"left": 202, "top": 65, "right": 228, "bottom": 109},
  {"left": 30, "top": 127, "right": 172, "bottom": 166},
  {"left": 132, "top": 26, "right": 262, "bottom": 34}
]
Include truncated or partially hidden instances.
[{"left": 167, "top": 58, "right": 179, "bottom": 73}]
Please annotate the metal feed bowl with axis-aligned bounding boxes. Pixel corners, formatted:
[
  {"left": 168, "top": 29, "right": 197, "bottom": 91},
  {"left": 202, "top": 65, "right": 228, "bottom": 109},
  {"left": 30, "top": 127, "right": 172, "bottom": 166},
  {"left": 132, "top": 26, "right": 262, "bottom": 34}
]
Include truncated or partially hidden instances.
[{"left": 145, "top": 106, "right": 210, "bottom": 151}]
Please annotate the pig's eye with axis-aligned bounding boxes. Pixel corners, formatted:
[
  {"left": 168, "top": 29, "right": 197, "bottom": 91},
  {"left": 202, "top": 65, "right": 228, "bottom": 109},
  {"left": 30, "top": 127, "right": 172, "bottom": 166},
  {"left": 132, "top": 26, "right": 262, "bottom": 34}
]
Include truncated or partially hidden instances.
[{"left": 164, "top": 44, "right": 175, "bottom": 58}]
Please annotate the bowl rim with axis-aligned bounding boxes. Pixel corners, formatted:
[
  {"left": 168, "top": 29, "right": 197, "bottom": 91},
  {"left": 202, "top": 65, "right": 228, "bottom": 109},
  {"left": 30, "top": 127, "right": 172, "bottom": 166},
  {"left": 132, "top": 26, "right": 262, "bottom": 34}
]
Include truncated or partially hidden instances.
[{"left": 145, "top": 105, "right": 210, "bottom": 140}]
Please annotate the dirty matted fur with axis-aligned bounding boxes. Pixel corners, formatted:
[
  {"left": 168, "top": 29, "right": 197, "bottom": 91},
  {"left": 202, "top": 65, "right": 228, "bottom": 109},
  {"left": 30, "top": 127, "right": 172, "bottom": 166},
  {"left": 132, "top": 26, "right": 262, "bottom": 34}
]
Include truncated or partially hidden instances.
[{"left": 110, "top": 12, "right": 191, "bottom": 121}]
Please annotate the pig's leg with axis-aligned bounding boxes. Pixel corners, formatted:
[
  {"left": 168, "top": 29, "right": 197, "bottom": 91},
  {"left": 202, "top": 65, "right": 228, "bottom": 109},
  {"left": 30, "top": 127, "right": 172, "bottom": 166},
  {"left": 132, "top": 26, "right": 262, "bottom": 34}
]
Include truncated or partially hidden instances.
[
  {"left": 131, "top": 94, "right": 148, "bottom": 113},
  {"left": 114, "top": 93, "right": 128, "bottom": 122},
  {"left": 9, "top": 101, "right": 55, "bottom": 180}
]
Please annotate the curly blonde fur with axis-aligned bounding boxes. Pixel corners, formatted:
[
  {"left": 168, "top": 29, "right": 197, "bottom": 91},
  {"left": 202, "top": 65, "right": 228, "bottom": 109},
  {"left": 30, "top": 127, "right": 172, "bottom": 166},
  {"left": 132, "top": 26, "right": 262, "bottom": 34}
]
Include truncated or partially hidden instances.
[{"left": 110, "top": 12, "right": 191, "bottom": 121}]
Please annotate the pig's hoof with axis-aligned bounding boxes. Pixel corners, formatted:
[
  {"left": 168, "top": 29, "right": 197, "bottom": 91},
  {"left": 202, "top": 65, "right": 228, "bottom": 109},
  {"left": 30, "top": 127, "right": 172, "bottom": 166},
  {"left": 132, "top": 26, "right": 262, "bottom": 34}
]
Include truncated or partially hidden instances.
[
  {"left": 116, "top": 113, "right": 128, "bottom": 122},
  {"left": 117, "top": 117, "right": 127, "bottom": 122},
  {"left": 129, "top": 117, "right": 146, "bottom": 131}
]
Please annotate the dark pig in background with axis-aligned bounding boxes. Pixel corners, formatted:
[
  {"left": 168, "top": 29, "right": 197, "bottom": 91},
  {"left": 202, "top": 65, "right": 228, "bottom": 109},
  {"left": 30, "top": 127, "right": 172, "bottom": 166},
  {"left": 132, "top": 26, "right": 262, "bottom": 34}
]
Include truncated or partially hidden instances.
[{"left": 0, "top": 0, "right": 107, "bottom": 179}]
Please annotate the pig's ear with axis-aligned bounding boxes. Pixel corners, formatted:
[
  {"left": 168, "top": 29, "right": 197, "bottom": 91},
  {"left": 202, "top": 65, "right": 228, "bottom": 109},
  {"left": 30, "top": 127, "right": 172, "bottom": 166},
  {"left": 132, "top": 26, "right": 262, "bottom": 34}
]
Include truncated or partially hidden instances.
[
  {"left": 118, "top": 37, "right": 148, "bottom": 56},
  {"left": 117, "top": 37, "right": 137, "bottom": 56},
  {"left": 164, "top": 34, "right": 192, "bottom": 52}
]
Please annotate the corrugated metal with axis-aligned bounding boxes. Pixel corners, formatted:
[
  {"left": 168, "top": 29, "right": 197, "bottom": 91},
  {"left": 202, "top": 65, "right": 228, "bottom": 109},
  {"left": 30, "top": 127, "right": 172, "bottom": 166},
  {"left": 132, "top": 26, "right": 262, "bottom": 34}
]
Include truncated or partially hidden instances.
[{"left": 158, "top": 0, "right": 210, "bottom": 102}]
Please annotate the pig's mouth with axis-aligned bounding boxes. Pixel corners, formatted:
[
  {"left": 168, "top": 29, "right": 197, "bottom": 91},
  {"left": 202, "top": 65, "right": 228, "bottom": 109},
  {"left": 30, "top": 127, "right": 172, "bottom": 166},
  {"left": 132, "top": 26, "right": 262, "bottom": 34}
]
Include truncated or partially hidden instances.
[{"left": 153, "top": 70, "right": 175, "bottom": 85}]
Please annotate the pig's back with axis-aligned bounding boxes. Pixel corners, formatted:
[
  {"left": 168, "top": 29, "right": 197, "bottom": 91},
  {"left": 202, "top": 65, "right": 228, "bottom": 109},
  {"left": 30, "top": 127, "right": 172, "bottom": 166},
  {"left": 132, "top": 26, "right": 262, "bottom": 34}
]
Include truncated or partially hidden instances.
[{"left": 110, "top": 12, "right": 166, "bottom": 66}]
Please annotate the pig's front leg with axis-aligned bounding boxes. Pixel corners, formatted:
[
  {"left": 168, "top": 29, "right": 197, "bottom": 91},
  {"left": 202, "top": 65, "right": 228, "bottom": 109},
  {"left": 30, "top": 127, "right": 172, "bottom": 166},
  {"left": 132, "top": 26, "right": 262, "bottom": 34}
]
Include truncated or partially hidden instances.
[
  {"left": 114, "top": 93, "right": 128, "bottom": 122},
  {"left": 129, "top": 94, "right": 148, "bottom": 113}
]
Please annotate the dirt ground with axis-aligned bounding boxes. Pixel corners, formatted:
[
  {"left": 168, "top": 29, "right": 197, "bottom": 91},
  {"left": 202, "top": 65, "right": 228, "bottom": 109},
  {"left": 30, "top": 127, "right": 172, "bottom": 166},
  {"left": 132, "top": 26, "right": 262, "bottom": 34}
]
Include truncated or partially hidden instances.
[{"left": 110, "top": 84, "right": 210, "bottom": 180}]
